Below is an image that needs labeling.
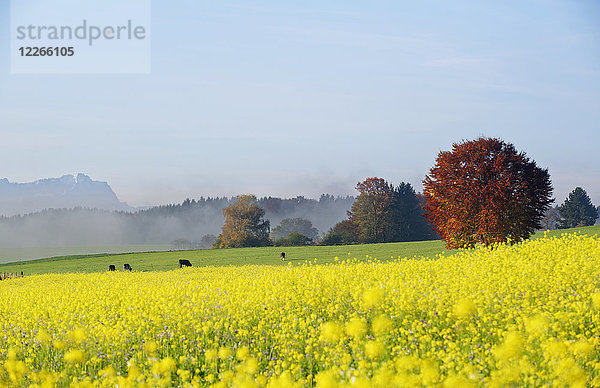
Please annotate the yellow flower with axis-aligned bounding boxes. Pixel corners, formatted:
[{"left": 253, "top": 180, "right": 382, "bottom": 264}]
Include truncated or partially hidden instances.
[
  {"left": 443, "top": 374, "right": 475, "bottom": 388},
  {"left": 204, "top": 349, "right": 218, "bottom": 362},
  {"left": 543, "top": 339, "right": 568, "bottom": 360},
  {"left": 0, "top": 232, "right": 597, "bottom": 386},
  {"left": 218, "top": 346, "right": 232, "bottom": 359},
  {"left": 373, "top": 366, "right": 394, "bottom": 386},
  {"left": 395, "top": 355, "right": 419, "bottom": 371},
  {"left": 345, "top": 317, "right": 367, "bottom": 339},
  {"left": 152, "top": 357, "right": 176, "bottom": 375},
  {"left": 525, "top": 314, "right": 549, "bottom": 336},
  {"left": 371, "top": 315, "right": 392, "bottom": 336},
  {"left": 493, "top": 331, "right": 524, "bottom": 361},
  {"left": 453, "top": 298, "right": 475, "bottom": 319},
  {"left": 420, "top": 359, "right": 440, "bottom": 385},
  {"left": 362, "top": 287, "right": 384, "bottom": 309},
  {"left": 592, "top": 293, "right": 600, "bottom": 309},
  {"left": 143, "top": 340, "right": 157, "bottom": 353},
  {"left": 242, "top": 357, "right": 258, "bottom": 375},
  {"left": 365, "top": 340, "right": 386, "bottom": 360},
  {"left": 236, "top": 346, "right": 250, "bottom": 360},
  {"left": 64, "top": 349, "right": 85, "bottom": 363},
  {"left": 98, "top": 366, "right": 116, "bottom": 378},
  {"left": 68, "top": 328, "right": 87, "bottom": 344},
  {"left": 351, "top": 377, "right": 372, "bottom": 388},
  {"left": 321, "top": 322, "right": 343, "bottom": 343},
  {"left": 571, "top": 341, "right": 594, "bottom": 357},
  {"left": 127, "top": 362, "right": 141, "bottom": 380},
  {"left": 315, "top": 370, "right": 339, "bottom": 388},
  {"left": 36, "top": 330, "right": 51, "bottom": 344},
  {"left": 266, "top": 371, "right": 299, "bottom": 388}
]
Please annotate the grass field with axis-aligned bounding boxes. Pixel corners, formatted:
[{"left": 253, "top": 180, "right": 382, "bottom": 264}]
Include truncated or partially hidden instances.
[
  {"left": 0, "top": 245, "right": 170, "bottom": 265},
  {"left": 0, "top": 225, "right": 598, "bottom": 275}
]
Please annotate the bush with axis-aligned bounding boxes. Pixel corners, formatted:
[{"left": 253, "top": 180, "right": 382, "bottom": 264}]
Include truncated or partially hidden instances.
[
  {"left": 274, "top": 232, "right": 312, "bottom": 246},
  {"left": 320, "top": 220, "right": 359, "bottom": 245},
  {"left": 270, "top": 218, "right": 319, "bottom": 241}
]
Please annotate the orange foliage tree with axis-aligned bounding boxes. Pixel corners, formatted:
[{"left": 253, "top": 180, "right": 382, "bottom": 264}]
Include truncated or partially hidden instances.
[
  {"left": 217, "top": 194, "right": 271, "bottom": 248},
  {"left": 423, "top": 137, "right": 553, "bottom": 249}
]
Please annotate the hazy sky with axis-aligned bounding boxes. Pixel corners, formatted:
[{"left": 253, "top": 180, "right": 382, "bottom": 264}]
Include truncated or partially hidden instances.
[{"left": 1, "top": 1, "right": 599, "bottom": 207}]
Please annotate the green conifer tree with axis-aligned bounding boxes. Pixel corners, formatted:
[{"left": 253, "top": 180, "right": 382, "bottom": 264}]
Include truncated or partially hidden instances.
[{"left": 558, "top": 187, "right": 598, "bottom": 228}]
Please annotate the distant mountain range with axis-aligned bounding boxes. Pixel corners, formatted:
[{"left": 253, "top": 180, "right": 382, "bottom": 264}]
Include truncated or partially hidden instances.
[{"left": 0, "top": 174, "right": 133, "bottom": 216}]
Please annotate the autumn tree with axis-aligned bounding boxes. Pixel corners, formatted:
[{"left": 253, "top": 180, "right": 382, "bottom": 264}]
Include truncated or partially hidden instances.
[
  {"left": 216, "top": 194, "right": 271, "bottom": 248},
  {"left": 348, "top": 177, "right": 395, "bottom": 243},
  {"left": 423, "top": 137, "right": 553, "bottom": 249},
  {"left": 557, "top": 187, "right": 598, "bottom": 228},
  {"left": 321, "top": 220, "right": 359, "bottom": 245}
]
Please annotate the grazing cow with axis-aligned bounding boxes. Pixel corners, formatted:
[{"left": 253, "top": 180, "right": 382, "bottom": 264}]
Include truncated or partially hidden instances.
[
  {"left": 123, "top": 263, "right": 132, "bottom": 271},
  {"left": 179, "top": 259, "right": 192, "bottom": 268},
  {"left": 280, "top": 251, "right": 286, "bottom": 261},
  {"left": 108, "top": 265, "right": 116, "bottom": 271}
]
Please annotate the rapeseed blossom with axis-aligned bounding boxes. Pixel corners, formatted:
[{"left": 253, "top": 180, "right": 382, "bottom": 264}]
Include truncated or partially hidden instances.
[
  {"left": 345, "top": 318, "right": 367, "bottom": 339},
  {"left": 371, "top": 315, "right": 393, "bottom": 336},
  {"left": 0, "top": 232, "right": 599, "bottom": 386},
  {"left": 63, "top": 349, "right": 85, "bottom": 364},
  {"left": 453, "top": 298, "right": 476, "bottom": 319},
  {"left": 362, "top": 287, "right": 384, "bottom": 309}
]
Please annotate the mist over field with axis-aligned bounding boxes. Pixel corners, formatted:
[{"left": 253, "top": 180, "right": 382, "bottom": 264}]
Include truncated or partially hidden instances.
[
  {"left": 0, "top": 195, "right": 354, "bottom": 250},
  {"left": 0, "top": 174, "right": 350, "bottom": 253}
]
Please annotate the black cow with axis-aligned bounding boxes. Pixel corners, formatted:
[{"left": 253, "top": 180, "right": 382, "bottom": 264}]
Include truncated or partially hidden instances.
[
  {"left": 280, "top": 251, "right": 286, "bottom": 261},
  {"left": 179, "top": 259, "right": 192, "bottom": 268},
  {"left": 123, "top": 263, "right": 132, "bottom": 271},
  {"left": 108, "top": 265, "right": 116, "bottom": 271}
]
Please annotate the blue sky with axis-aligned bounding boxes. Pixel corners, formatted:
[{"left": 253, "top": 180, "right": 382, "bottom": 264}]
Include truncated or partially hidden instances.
[{"left": 1, "top": 0, "right": 599, "bottom": 206}]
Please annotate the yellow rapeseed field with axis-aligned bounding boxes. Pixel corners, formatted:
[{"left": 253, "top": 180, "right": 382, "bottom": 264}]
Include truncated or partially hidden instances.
[{"left": 1, "top": 232, "right": 599, "bottom": 387}]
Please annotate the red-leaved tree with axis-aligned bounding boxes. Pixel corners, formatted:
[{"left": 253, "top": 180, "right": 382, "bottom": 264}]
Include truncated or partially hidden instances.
[{"left": 423, "top": 137, "right": 553, "bottom": 249}]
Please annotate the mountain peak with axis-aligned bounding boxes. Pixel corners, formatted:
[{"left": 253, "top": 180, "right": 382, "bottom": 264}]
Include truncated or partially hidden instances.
[
  {"left": 76, "top": 173, "right": 92, "bottom": 183},
  {"left": 0, "top": 174, "right": 132, "bottom": 216}
]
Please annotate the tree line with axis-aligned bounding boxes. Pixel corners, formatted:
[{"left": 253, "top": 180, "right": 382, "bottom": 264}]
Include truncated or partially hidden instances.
[
  {"left": 213, "top": 181, "right": 438, "bottom": 248},
  {"left": 0, "top": 195, "right": 354, "bottom": 248},
  {"left": 214, "top": 137, "right": 598, "bottom": 250},
  {"left": 1, "top": 137, "right": 596, "bottom": 250},
  {"left": 541, "top": 187, "right": 599, "bottom": 230},
  {"left": 321, "top": 179, "right": 437, "bottom": 245}
]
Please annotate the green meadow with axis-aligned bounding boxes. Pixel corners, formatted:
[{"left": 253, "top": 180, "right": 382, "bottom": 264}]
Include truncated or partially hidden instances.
[
  {"left": 0, "top": 245, "right": 170, "bottom": 265},
  {"left": 0, "top": 225, "right": 598, "bottom": 275}
]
